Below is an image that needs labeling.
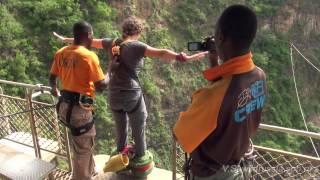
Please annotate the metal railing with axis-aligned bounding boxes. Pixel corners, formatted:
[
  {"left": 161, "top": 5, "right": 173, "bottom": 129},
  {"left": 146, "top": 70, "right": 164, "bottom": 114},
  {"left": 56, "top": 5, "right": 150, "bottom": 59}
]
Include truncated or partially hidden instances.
[
  {"left": 172, "top": 123, "right": 320, "bottom": 179},
  {"left": 1, "top": 79, "right": 319, "bottom": 179},
  {"left": 0, "top": 79, "right": 72, "bottom": 179},
  {"left": 259, "top": 124, "right": 320, "bottom": 140}
]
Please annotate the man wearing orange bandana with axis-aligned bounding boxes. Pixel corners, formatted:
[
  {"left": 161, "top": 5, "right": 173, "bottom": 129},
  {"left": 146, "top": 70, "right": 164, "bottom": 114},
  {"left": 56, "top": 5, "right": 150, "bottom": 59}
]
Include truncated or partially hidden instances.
[{"left": 173, "top": 5, "right": 267, "bottom": 180}]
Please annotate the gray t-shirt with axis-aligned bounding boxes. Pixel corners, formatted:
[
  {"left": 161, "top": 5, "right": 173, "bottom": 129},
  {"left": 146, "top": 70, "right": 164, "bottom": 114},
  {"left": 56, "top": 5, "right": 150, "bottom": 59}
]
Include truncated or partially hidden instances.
[{"left": 102, "top": 38, "right": 147, "bottom": 110}]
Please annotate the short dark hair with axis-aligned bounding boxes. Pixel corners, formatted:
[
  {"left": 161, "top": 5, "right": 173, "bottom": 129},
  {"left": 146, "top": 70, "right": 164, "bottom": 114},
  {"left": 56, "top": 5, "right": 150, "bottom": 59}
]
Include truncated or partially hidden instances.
[
  {"left": 218, "top": 5, "right": 257, "bottom": 49},
  {"left": 73, "top": 21, "right": 92, "bottom": 40},
  {"left": 122, "top": 17, "right": 143, "bottom": 38}
]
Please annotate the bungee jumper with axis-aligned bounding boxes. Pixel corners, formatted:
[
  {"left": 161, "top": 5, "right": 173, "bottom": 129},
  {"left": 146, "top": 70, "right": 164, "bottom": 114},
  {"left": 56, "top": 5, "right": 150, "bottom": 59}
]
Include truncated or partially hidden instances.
[{"left": 53, "top": 16, "right": 207, "bottom": 177}]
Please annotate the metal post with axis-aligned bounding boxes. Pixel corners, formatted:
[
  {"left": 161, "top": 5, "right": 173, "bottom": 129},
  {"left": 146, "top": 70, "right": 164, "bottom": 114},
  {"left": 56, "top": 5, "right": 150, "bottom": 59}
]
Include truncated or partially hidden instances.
[
  {"left": 172, "top": 137, "right": 177, "bottom": 180},
  {"left": 26, "top": 88, "right": 42, "bottom": 159},
  {"left": 0, "top": 86, "right": 12, "bottom": 136}
]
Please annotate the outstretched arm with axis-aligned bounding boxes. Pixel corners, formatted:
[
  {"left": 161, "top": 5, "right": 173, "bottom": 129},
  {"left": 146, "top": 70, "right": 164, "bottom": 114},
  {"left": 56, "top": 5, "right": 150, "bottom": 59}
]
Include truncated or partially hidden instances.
[
  {"left": 144, "top": 46, "right": 208, "bottom": 62},
  {"left": 53, "top": 32, "right": 74, "bottom": 44},
  {"left": 53, "top": 32, "right": 104, "bottom": 49},
  {"left": 185, "top": 51, "right": 209, "bottom": 62}
]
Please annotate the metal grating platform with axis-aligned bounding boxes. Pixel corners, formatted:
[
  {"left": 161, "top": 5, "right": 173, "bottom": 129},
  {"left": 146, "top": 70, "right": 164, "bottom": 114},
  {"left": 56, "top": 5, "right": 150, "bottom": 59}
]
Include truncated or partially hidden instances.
[{"left": 0, "top": 143, "right": 56, "bottom": 180}]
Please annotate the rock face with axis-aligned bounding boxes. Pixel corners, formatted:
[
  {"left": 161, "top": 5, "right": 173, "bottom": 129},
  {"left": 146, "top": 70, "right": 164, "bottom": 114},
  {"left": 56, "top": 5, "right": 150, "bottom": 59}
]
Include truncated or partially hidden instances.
[{"left": 270, "top": 2, "right": 320, "bottom": 35}]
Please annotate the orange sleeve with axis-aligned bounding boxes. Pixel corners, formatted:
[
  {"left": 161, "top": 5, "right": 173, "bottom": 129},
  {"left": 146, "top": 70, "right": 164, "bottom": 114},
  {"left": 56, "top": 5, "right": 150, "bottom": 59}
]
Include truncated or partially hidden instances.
[
  {"left": 173, "top": 77, "right": 232, "bottom": 153},
  {"left": 88, "top": 53, "right": 105, "bottom": 82},
  {"left": 50, "top": 52, "right": 59, "bottom": 76}
]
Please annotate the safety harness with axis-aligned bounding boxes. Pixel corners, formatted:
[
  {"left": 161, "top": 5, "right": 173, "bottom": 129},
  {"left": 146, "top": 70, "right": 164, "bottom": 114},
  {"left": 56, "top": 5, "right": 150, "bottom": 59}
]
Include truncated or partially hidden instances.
[
  {"left": 183, "top": 140, "right": 256, "bottom": 180},
  {"left": 109, "top": 38, "right": 138, "bottom": 80},
  {"left": 109, "top": 38, "right": 143, "bottom": 113},
  {"left": 56, "top": 90, "right": 95, "bottom": 136}
]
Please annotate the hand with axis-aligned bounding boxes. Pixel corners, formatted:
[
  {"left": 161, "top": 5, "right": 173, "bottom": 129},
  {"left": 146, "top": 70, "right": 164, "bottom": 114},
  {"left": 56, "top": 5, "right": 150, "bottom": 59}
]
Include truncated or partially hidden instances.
[
  {"left": 186, "top": 51, "right": 209, "bottom": 62},
  {"left": 208, "top": 50, "right": 219, "bottom": 67},
  {"left": 50, "top": 87, "right": 60, "bottom": 97},
  {"left": 53, "top": 32, "right": 67, "bottom": 43}
]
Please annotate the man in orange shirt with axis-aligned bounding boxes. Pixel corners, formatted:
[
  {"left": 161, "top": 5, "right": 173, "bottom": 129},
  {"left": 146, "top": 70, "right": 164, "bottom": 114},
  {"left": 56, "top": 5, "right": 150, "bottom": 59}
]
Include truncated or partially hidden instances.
[{"left": 49, "top": 21, "right": 108, "bottom": 180}]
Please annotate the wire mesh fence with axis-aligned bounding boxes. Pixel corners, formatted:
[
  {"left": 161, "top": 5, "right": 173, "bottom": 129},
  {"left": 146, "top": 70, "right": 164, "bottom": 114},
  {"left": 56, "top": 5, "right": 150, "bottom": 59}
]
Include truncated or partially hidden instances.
[
  {"left": 172, "top": 138, "right": 320, "bottom": 180},
  {"left": 32, "top": 101, "right": 69, "bottom": 157},
  {"left": 1, "top": 80, "right": 319, "bottom": 180},
  {"left": 0, "top": 82, "right": 72, "bottom": 179},
  {"left": 46, "top": 169, "right": 72, "bottom": 180},
  {"left": 0, "top": 94, "right": 69, "bottom": 159},
  {"left": 252, "top": 146, "right": 320, "bottom": 179},
  {"left": 0, "top": 95, "right": 32, "bottom": 145}
]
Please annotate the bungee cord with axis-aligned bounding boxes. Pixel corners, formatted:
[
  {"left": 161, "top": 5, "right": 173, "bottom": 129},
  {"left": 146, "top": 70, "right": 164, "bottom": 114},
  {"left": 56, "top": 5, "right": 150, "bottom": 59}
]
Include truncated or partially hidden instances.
[{"left": 290, "top": 44, "right": 320, "bottom": 158}]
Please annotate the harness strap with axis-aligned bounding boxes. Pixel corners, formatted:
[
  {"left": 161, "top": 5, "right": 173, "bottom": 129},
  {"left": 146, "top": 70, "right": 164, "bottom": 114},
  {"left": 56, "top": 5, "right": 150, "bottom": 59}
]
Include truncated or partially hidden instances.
[
  {"left": 110, "top": 38, "right": 139, "bottom": 80},
  {"left": 59, "top": 118, "right": 95, "bottom": 136},
  {"left": 109, "top": 38, "right": 144, "bottom": 114},
  {"left": 56, "top": 93, "right": 95, "bottom": 136},
  {"left": 186, "top": 156, "right": 252, "bottom": 179},
  {"left": 66, "top": 100, "right": 74, "bottom": 125},
  {"left": 56, "top": 97, "right": 62, "bottom": 115}
]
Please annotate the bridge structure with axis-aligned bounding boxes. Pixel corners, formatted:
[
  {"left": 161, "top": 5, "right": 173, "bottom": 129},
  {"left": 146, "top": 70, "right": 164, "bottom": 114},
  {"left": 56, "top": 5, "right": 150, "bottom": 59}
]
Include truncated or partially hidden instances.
[{"left": 0, "top": 79, "right": 319, "bottom": 180}]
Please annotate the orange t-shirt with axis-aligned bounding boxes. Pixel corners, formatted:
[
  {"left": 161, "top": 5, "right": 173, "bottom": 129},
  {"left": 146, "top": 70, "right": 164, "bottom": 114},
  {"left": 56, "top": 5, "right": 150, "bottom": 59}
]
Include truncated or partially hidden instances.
[{"left": 50, "top": 45, "right": 105, "bottom": 97}]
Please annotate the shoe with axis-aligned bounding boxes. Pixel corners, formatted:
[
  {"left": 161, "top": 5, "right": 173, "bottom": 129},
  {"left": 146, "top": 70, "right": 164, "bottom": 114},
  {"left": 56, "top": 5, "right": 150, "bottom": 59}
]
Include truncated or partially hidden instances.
[
  {"left": 129, "top": 151, "right": 154, "bottom": 178},
  {"left": 130, "top": 152, "right": 152, "bottom": 167}
]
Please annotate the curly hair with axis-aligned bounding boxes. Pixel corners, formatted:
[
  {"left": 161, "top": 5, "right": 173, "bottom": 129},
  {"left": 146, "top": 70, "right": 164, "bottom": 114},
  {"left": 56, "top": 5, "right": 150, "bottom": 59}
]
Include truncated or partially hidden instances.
[{"left": 122, "top": 17, "right": 144, "bottom": 38}]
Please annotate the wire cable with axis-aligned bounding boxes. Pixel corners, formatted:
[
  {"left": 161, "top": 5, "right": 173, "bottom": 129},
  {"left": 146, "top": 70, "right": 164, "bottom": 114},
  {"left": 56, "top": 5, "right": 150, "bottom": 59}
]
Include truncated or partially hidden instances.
[
  {"left": 290, "top": 44, "right": 320, "bottom": 158},
  {"left": 291, "top": 43, "right": 320, "bottom": 73}
]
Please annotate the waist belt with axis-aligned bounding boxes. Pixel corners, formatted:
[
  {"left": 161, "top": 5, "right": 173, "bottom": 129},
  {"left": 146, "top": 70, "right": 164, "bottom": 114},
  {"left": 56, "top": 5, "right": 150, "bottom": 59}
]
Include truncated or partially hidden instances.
[
  {"left": 60, "top": 90, "right": 81, "bottom": 103},
  {"left": 56, "top": 90, "right": 94, "bottom": 136},
  {"left": 186, "top": 157, "right": 251, "bottom": 179}
]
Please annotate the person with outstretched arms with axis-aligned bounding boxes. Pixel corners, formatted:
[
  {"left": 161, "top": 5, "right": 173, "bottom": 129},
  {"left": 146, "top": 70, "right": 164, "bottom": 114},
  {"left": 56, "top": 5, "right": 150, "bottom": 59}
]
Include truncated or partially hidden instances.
[{"left": 53, "top": 17, "right": 207, "bottom": 168}]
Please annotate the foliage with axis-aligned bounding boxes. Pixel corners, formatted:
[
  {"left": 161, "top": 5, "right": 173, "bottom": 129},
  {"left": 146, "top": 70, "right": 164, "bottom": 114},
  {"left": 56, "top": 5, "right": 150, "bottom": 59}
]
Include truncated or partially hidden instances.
[{"left": 0, "top": 0, "right": 319, "bottom": 170}]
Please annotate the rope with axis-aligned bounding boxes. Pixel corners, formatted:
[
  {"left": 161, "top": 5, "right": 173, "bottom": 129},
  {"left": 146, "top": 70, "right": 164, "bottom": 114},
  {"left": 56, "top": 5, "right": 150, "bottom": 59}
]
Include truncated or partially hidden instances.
[
  {"left": 289, "top": 44, "right": 320, "bottom": 158},
  {"left": 0, "top": 104, "right": 56, "bottom": 120},
  {"left": 291, "top": 43, "right": 320, "bottom": 73}
]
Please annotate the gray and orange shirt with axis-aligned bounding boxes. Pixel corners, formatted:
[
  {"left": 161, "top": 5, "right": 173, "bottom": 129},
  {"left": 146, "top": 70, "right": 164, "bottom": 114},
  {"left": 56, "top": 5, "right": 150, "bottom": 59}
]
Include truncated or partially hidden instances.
[
  {"left": 173, "top": 52, "right": 267, "bottom": 176},
  {"left": 102, "top": 38, "right": 147, "bottom": 111}
]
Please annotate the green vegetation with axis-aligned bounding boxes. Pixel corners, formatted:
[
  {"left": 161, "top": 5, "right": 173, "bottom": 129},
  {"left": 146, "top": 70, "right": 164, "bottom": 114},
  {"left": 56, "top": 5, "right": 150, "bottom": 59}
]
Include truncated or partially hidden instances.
[{"left": 0, "top": 0, "right": 319, "bottom": 169}]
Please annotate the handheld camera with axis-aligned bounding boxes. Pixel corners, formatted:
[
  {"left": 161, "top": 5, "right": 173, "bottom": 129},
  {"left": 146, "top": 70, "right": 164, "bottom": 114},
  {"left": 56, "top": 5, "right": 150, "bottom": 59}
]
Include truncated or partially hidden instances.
[{"left": 188, "top": 36, "right": 215, "bottom": 51}]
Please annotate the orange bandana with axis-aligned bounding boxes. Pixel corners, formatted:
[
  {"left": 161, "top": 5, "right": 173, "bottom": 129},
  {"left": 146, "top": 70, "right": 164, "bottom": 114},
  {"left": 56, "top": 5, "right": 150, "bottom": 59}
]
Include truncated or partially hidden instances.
[
  {"left": 203, "top": 52, "right": 255, "bottom": 81},
  {"left": 173, "top": 52, "right": 256, "bottom": 153}
]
